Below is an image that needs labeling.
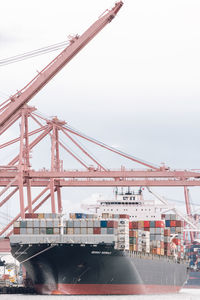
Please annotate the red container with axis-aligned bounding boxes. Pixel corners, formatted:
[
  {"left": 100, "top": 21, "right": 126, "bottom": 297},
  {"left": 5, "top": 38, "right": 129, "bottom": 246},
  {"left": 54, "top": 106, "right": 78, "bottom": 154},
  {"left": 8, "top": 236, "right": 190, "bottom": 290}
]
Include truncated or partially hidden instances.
[
  {"left": 26, "top": 213, "right": 38, "bottom": 219},
  {"left": 13, "top": 227, "right": 20, "bottom": 234},
  {"left": 25, "top": 213, "right": 32, "bottom": 219},
  {"left": 129, "top": 222, "right": 133, "bottom": 229},
  {"left": 132, "top": 222, "right": 139, "bottom": 229},
  {"left": 107, "top": 221, "right": 118, "bottom": 228},
  {"left": 93, "top": 227, "right": 101, "bottom": 234},
  {"left": 170, "top": 220, "right": 176, "bottom": 227},
  {"left": 119, "top": 214, "right": 129, "bottom": 219},
  {"left": 155, "top": 221, "right": 165, "bottom": 228},
  {"left": 144, "top": 227, "right": 150, "bottom": 231},
  {"left": 144, "top": 221, "right": 150, "bottom": 228},
  {"left": 176, "top": 220, "right": 183, "bottom": 227},
  {"left": 129, "top": 230, "right": 134, "bottom": 237}
]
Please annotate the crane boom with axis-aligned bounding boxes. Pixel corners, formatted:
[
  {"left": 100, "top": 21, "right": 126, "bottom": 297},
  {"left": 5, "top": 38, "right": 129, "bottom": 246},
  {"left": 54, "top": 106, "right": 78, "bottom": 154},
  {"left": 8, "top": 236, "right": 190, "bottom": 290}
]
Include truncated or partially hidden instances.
[{"left": 0, "top": 2, "right": 123, "bottom": 132}]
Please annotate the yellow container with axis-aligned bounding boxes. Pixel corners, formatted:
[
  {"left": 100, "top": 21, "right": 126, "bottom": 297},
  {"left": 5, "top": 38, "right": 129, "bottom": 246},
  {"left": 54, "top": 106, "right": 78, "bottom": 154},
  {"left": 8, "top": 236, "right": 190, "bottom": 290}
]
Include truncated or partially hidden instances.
[
  {"left": 129, "top": 245, "right": 134, "bottom": 251},
  {"left": 38, "top": 213, "right": 44, "bottom": 219}
]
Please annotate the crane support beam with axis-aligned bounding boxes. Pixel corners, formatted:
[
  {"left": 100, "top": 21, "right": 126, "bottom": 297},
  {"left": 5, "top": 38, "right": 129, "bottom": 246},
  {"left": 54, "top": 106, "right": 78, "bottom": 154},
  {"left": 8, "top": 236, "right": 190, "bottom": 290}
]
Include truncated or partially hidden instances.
[
  {"left": 0, "top": 2, "right": 123, "bottom": 131},
  {"left": 0, "top": 170, "right": 200, "bottom": 179},
  {"left": 1, "top": 179, "right": 200, "bottom": 187}
]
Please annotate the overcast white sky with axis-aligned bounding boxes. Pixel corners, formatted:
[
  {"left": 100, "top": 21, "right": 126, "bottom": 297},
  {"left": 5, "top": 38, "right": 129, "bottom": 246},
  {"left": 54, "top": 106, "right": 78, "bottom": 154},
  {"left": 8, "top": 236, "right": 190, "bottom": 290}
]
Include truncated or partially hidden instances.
[{"left": 1, "top": 0, "right": 200, "bottom": 216}]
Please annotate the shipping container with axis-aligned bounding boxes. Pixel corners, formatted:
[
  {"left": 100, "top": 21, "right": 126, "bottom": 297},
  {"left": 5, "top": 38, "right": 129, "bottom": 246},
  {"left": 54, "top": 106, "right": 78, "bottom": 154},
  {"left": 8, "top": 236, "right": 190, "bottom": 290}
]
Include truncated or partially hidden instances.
[
  {"left": 46, "top": 228, "right": 53, "bottom": 234},
  {"left": 100, "top": 220, "right": 107, "bottom": 228},
  {"left": 93, "top": 227, "right": 101, "bottom": 234}
]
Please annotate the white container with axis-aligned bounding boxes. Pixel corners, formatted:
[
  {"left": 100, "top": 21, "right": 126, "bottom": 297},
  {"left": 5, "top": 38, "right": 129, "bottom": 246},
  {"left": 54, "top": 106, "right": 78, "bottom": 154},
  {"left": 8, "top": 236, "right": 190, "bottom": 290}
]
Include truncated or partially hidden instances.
[
  {"left": 94, "top": 220, "right": 100, "bottom": 227},
  {"left": 87, "top": 220, "right": 93, "bottom": 227},
  {"left": 101, "top": 228, "right": 107, "bottom": 235},
  {"left": 53, "top": 227, "right": 60, "bottom": 234},
  {"left": 74, "top": 220, "right": 81, "bottom": 227},
  {"left": 81, "top": 228, "right": 87, "bottom": 234},
  {"left": 40, "top": 220, "right": 46, "bottom": 227},
  {"left": 27, "top": 220, "right": 33, "bottom": 227},
  {"left": 27, "top": 228, "right": 33, "bottom": 234},
  {"left": 33, "top": 220, "right": 40, "bottom": 228},
  {"left": 80, "top": 220, "right": 87, "bottom": 228},
  {"left": 14, "top": 221, "right": 20, "bottom": 228},
  {"left": 40, "top": 228, "right": 46, "bottom": 234},
  {"left": 20, "top": 228, "right": 27, "bottom": 234},
  {"left": 88, "top": 228, "right": 93, "bottom": 235},
  {"left": 54, "top": 219, "right": 59, "bottom": 227},
  {"left": 33, "top": 228, "right": 40, "bottom": 234},
  {"left": 74, "top": 228, "right": 81, "bottom": 234}
]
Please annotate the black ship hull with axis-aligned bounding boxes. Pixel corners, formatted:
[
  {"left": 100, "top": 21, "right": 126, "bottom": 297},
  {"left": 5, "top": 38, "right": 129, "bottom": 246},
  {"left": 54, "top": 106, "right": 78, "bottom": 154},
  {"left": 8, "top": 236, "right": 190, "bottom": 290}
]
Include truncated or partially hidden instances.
[{"left": 11, "top": 242, "right": 188, "bottom": 295}]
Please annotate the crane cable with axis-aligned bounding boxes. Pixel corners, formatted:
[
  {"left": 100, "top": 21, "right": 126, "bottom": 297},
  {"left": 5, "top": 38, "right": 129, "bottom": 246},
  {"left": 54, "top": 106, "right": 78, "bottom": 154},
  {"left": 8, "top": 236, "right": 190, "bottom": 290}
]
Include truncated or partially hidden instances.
[{"left": 0, "top": 40, "right": 70, "bottom": 66}]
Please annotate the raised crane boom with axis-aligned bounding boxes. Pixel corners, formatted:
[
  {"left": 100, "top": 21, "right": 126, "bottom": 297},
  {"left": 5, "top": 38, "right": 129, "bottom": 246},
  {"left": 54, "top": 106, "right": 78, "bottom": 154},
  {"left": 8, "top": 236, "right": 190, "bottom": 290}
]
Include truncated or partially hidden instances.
[{"left": 0, "top": 2, "right": 123, "bottom": 133}]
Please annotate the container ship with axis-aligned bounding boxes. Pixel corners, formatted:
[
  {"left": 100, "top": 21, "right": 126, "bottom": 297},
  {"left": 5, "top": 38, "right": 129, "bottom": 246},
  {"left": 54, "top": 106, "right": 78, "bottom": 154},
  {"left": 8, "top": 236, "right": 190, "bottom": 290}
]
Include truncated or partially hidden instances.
[{"left": 10, "top": 190, "right": 188, "bottom": 295}]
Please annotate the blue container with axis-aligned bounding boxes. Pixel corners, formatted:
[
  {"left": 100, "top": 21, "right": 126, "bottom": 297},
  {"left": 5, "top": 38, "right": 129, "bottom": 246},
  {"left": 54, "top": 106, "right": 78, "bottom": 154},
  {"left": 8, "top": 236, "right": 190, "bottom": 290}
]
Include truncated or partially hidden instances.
[
  {"left": 150, "top": 221, "right": 155, "bottom": 227},
  {"left": 165, "top": 220, "right": 171, "bottom": 227},
  {"left": 20, "top": 221, "right": 27, "bottom": 228},
  {"left": 190, "top": 261, "right": 195, "bottom": 266},
  {"left": 100, "top": 220, "right": 107, "bottom": 228},
  {"left": 107, "top": 228, "right": 114, "bottom": 234},
  {"left": 170, "top": 227, "right": 176, "bottom": 234},
  {"left": 75, "top": 213, "right": 83, "bottom": 219}
]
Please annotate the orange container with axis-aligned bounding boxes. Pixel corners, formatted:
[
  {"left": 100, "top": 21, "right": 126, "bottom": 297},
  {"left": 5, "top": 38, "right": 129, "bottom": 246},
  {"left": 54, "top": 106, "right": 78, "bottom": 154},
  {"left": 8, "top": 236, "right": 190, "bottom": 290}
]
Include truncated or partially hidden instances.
[
  {"left": 164, "top": 229, "right": 170, "bottom": 236},
  {"left": 155, "top": 221, "right": 165, "bottom": 228},
  {"left": 156, "top": 248, "right": 161, "bottom": 255},
  {"left": 13, "top": 227, "right": 20, "bottom": 234},
  {"left": 170, "top": 220, "right": 176, "bottom": 227}
]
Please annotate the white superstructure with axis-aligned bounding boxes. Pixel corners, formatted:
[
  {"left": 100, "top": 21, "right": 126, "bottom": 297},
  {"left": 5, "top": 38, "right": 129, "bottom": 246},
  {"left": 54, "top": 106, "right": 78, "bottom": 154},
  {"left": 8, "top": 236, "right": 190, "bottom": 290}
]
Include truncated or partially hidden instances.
[{"left": 84, "top": 189, "right": 174, "bottom": 221}]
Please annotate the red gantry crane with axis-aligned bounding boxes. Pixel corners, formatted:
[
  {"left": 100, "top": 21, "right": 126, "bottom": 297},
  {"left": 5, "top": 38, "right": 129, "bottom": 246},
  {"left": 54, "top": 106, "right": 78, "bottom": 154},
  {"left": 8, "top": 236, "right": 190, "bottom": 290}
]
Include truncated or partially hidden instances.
[{"left": 0, "top": 1, "right": 200, "bottom": 251}]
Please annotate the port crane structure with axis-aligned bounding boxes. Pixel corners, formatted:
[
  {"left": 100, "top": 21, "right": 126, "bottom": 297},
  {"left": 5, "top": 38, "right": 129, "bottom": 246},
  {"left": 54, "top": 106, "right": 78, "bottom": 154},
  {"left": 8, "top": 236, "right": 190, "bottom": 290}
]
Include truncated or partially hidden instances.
[{"left": 0, "top": 1, "right": 199, "bottom": 251}]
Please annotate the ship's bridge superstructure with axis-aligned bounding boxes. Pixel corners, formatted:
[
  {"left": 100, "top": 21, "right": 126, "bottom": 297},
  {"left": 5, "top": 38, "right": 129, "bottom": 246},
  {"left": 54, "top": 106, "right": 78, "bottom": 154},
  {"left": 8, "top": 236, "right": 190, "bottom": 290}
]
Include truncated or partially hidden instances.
[{"left": 84, "top": 190, "right": 174, "bottom": 221}]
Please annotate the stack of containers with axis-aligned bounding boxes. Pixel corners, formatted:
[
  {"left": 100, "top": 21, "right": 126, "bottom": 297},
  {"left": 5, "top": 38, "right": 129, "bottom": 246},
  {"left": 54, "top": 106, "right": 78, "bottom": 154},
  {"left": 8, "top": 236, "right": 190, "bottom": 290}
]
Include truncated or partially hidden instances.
[
  {"left": 116, "top": 219, "right": 129, "bottom": 250},
  {"left": 129, "top": 229, "right": 138, "bottom": 252},
  {"left": 129, "top": 220, "right": 165, "bottom": 255},
  {"left": 25, "top": 213, "right": 59, "bottom": 219},
  {"left": 129, "top": 222, "right": 150, "bottom": 253},
  {"left": 162, "top": 214, "right": 184, "bottom": 258},
  {"left": 64, "top": 219, "right": 118, "bottom": 235},
  {"left": 164, "top": 228, "right": 171, "bottom": 256},
  {"left": 13, "top": 217, "right": 60, "bottom": 235},
  {"left": 141, "top": 231, "right": 150, "bottom": 253},
  {"left": 69, "top": 213, "right": 98, "bottom": 219},
  {"left": 149, "top": 221, "right": 165, "bottom": 256}
]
